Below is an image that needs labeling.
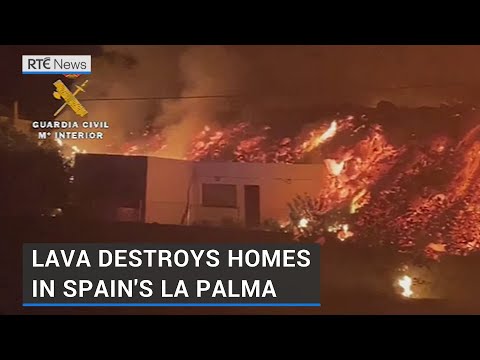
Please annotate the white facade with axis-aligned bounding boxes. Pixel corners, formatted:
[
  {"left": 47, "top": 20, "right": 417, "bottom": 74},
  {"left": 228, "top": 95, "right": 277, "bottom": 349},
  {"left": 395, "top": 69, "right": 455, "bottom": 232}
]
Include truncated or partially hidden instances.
[
  {"left": 145, "top": 157, "right": 327, "bottom": 227},
  {"left": 145, "top": 157, "right": 194, "bottom": 225}
]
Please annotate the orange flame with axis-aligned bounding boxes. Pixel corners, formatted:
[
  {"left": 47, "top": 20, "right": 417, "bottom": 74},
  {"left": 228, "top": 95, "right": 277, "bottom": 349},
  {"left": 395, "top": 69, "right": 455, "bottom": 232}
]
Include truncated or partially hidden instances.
[
  {"left": 324, "top": 159, "right": 345, "bottom": 176},
  {"left": 398, "top": 275, "right": 413, "bottom": 298},
  {"left": 301, "top": 120, "right": 338, "bottom": 153}
]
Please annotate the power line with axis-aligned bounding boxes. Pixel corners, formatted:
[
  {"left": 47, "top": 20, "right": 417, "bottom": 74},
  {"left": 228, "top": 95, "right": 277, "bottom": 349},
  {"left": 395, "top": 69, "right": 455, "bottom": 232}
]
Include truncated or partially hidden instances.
[
  {"left": 77, "top": 83, "right": 480, "bottom": 102},
  {"left": 371, "top": 83, "right": 480, "bottom": 91},
  {"left": 81, "top": 94, "right": 240, "bottom": 102}
]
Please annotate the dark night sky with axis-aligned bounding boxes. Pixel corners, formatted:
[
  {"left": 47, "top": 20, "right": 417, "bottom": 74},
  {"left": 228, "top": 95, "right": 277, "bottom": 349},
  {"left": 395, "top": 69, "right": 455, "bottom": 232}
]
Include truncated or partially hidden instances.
[
  {"left": 4, "top": 45, "right": 480, "bottom": 122},
  {"left": 0, "top": 45, "right": 102, "bottom": 119}
]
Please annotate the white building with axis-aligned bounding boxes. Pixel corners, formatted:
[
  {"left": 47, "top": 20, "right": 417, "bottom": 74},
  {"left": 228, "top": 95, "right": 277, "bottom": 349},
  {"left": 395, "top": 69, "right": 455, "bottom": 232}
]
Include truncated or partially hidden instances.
[{"left": 74, "top": 154, "right": 327, "bottom": 227}]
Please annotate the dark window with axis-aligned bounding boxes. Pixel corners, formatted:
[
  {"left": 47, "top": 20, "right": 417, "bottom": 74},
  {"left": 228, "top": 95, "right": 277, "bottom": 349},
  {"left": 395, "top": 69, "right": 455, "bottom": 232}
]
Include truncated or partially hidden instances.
[{"left": 202, "top": 184, "right": 237, "bottom": 208}]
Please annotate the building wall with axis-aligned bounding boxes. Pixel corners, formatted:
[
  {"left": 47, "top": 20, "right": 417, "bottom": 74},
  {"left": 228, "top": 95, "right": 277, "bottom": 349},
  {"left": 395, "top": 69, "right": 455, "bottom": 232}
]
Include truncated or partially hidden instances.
[
  {"left": 75, "top": 154, "right": 328, "bottom": 227},
  {"left": 73, "top": 154, "right": 147, "bottom": 222},
  {"left": 145, "top": 157, "right": 194, "bottom": 225},
  {"left": 189, "top": 161, "right": 327, "bottom": 226}
]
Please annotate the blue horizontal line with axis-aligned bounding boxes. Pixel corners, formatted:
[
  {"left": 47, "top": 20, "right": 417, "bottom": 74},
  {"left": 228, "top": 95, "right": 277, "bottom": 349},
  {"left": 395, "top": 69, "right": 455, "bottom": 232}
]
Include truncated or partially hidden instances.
[
  {"left": 23, "top": 303, "right": 321, "bottom": 307},
  {"left": 22, "top": 71, "right": 91, "bottom": 74}
]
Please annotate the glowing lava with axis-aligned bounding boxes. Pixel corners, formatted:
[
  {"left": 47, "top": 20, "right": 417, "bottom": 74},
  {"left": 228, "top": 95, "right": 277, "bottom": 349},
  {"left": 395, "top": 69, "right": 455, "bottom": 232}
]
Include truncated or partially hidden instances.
[
  {"left": 60, "top": 108, "right": 480, "bottom": 259},
  {"left": 186, "top": 118, "right": 351, "bottom": 163},
  {"left": 301, "top": 120, "right": 338, "bottom": 153}
]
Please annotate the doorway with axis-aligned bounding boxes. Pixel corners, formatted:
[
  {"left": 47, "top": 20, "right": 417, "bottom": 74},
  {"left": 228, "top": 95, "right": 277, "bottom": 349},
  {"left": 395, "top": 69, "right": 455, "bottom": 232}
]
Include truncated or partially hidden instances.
[{"left": 244, "top": 185, "right": 260, "bottom": 228}]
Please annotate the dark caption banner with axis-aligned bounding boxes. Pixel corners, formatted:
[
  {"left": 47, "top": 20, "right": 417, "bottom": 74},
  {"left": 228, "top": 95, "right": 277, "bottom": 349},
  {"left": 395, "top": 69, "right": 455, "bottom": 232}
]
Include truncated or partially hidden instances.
[{"left": 23, "top": 243, "right": 320, "bottom": 307}]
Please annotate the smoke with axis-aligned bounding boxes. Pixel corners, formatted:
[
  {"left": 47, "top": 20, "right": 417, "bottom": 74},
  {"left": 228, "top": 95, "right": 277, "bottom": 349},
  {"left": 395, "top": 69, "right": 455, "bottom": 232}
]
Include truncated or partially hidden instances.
[
  {"left": 241, "top": 45, "right": 480, "bottom": 107},
  {"left": 155, "top": 46, "right": 248, "bottom": 158},
  {"left": 61, "top": 45, "right": 248, "bottom": 156},
  {"left": 59, "top": 46, "right": 183, "bottom": 153},
  {"left": 60, "top": 45, "right": 480, "bottom": 155}
]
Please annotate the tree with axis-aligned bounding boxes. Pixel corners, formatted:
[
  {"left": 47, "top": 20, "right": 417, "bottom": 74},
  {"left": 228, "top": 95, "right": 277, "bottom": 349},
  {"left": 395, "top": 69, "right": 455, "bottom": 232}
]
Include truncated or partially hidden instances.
[{"left": 0, "top": 121, "right": 69, "bottom": 216}]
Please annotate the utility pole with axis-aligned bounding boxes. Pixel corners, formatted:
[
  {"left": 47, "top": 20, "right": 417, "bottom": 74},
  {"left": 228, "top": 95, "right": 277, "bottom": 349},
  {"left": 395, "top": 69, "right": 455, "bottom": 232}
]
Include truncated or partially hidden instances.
[{"left": 12, "top": 100, "right": 19, "bottom": 124}]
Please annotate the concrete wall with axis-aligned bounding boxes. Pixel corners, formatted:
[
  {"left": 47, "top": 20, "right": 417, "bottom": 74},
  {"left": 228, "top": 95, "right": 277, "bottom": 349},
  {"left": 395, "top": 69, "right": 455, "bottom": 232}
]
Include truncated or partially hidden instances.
[
  {"left": 145, "top": 158, "right": 327, "bottom": 226},
  {"left": 191, "top": 161, "right": 327, "bottom": 226},
  {"left": 145, "top": 157, "right": 194, "bottom": 225},
  {"left": 73, "top": 154, "right": 147, "bottom": 222},
  {"left": 75, "top": 155, "right": 327, "bottom": 226}
]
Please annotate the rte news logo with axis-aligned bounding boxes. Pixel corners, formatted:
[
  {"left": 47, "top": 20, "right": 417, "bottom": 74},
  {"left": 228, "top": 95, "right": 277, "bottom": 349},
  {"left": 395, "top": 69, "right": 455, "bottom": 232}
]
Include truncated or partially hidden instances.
[{"left": 22, "top": 55, "right": 91, "bottom": 75}]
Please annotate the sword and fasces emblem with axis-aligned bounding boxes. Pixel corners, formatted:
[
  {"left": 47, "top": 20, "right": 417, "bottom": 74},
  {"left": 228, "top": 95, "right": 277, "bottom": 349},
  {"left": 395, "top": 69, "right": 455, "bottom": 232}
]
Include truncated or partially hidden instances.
[{"left": 53, "top": 79, "right": 89, "bottom": 118}]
